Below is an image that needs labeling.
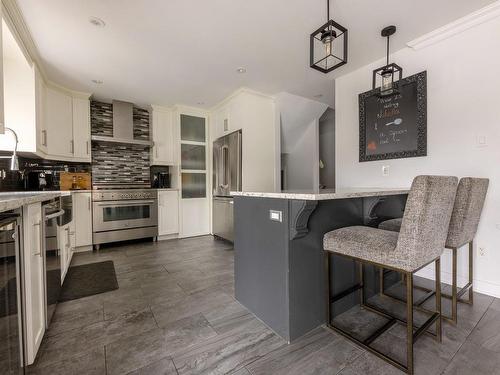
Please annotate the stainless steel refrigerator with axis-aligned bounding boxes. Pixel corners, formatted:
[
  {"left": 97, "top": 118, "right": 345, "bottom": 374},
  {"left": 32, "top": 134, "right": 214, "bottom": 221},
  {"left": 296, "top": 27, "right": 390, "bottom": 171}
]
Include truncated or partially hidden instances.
[{"left": 212, "top": 130, "right": 242, "bottom": 242}]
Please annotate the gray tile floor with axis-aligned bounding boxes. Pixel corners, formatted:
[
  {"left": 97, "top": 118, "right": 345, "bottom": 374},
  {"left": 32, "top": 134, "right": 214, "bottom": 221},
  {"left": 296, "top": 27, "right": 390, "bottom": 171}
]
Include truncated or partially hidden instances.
[{"left": 27, "top": 236, "right": 500, "bottom": 375}]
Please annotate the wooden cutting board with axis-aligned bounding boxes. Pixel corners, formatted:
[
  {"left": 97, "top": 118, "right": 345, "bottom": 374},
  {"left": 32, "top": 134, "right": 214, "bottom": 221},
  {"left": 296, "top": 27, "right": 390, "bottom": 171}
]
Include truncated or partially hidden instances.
[{"left": 59, "top": 172, "right": 92, "bottom": 191}]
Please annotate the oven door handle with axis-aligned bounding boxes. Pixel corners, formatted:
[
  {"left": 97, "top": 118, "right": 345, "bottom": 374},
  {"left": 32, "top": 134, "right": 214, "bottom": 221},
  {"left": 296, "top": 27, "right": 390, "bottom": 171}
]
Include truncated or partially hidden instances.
[
  {"left": 94, "top": 200, "right": 156, "bottom": 207},
  {"left": 45, "top": 209, "right": 65, "bottom": 220}
]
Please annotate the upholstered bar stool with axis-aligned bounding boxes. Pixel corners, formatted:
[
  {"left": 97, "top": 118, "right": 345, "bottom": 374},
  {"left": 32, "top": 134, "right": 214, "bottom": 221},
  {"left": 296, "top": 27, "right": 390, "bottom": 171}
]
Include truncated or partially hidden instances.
[
  {"left": 323, "top": 175, "right": 458, "bottom": 374},
  {"left": 379, "top": 177, "right": 489, "bottom": 323}
]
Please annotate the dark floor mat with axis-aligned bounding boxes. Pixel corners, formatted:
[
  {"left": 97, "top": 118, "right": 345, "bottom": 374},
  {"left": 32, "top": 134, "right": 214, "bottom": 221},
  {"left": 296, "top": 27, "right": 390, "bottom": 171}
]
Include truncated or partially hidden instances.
[{"left": 59, "top": 261, "right": 119, "bottom": 302}]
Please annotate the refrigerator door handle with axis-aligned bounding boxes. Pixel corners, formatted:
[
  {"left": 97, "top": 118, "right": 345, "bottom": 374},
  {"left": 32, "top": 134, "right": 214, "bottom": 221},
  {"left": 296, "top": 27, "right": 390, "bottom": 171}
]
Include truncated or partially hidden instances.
[
  {"left": 237, "top": 131, "right": 242, "bottom": 191},
  {"left": 221, "top": 145, "right": 229, "bottom": 190}
]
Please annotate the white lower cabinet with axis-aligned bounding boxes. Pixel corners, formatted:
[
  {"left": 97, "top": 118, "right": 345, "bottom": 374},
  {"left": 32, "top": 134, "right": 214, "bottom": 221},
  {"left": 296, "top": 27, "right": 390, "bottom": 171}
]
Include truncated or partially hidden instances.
[
  {"left": 22, "top": 202, "right": 45, "bottom": 365},
  {"left": 158, "top": 190, "right": 179, "bottom": 236},
  {"left": 59, "top": 222, "right": 74, "bottom": 281},
  {"left": 73, "top": 192, "right": 92, "bottom": 249}
]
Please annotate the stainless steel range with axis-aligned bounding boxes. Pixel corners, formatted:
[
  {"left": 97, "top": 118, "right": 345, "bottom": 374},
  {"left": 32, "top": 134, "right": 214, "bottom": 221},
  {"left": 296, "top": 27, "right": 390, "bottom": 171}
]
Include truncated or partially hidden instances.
[{"left": 92, "top": 188, "right": 158, "bottom": 250}]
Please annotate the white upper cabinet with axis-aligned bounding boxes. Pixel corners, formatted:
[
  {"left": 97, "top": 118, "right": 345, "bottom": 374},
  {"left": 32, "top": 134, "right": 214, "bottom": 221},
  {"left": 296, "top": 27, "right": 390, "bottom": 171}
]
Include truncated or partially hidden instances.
[
  {"left": 72, "top": 96, "right": 91, "bottom": 161},
  {"left": 35, "top": 66, "right": 47, "bottom": 153},
  {"left": 0, "top": 18, "right": 37, "bottom": 152},
  {"left": 0, "top": 17, "right": 91, "bottom": 161},
  {"left": 151, "top": 105, "right": 175, "bottom": 165},
  {"left": 45, "top": 86, "right": 74, "bottom": 158}
]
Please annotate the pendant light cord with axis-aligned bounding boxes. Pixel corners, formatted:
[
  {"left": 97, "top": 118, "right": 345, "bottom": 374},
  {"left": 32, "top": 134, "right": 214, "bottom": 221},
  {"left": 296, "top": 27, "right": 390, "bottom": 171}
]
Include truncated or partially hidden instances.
[
  {"left": 327, "top": 0, "right": 330, "bottom": 23},
  {"left": 386, "top": 35, "right": 390, "bottom": 66}
]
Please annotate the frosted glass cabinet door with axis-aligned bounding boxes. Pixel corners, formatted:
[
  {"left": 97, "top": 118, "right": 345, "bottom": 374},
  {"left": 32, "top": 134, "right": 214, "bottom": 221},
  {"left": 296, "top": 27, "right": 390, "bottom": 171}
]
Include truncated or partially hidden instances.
[
  {"left": 181, "top": 173, "right": 206, "bottom": 198},
  {"left": 180, "top": 114, "right": 206, "bottom": 142},
  {"left": 181, "top": 144, "right": 206, "bottom": 170}
]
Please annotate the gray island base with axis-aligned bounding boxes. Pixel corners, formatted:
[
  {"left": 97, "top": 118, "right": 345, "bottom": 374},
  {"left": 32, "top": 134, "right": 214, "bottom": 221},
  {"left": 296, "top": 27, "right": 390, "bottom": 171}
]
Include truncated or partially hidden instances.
[{"left": 233, "top": 188, "right": 409, "bottom": 343}]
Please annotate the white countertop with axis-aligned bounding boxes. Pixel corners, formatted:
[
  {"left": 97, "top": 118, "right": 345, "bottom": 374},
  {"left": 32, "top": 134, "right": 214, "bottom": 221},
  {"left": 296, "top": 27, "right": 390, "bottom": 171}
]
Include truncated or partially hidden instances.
[
  {"left": 231, "top": 187, "right": 410, "bottom": 201},
  {"left": 0, "top": 191, "right": 63, "bottom": 212}
]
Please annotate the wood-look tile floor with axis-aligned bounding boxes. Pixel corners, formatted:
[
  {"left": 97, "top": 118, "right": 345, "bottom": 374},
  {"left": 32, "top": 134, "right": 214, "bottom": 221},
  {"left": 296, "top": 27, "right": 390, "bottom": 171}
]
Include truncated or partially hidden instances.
[{"left": 26, "top": 236, "right": 500, "bottom": 374}]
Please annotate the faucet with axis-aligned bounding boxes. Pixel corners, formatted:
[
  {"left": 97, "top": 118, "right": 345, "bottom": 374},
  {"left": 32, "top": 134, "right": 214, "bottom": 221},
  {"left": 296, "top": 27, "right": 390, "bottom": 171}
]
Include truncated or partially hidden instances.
[{"left": 0, "top": 127, "right": 20, "bottom": 171}]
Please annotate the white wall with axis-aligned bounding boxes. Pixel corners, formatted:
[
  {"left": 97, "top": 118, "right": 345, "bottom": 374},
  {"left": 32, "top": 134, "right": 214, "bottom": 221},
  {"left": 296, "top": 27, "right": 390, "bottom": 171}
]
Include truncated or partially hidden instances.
[
  {"left": 319, "top": 108, "right": 335, "bottom": 189},
  {"left": 285, "top": 119, "right": 319, "bottom": 190},
  {"left": 277, "top": 92, "right": 327, "bottom": 190},
  {"left": 335, "top": 12, "right": 500, "bottom": 296},
  {"left": 211, "top": 89, "right": 277, "bottom": 193}
]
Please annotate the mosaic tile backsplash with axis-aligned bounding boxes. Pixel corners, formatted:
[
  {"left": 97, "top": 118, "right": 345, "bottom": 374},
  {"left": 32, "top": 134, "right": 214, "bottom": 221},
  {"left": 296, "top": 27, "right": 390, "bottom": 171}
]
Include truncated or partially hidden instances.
[
  {"left": 91, "top": 101, "right": 151, "bottom": 186},
  {"left": 0, "top": 155, "right": 90, "bottom": 191}
]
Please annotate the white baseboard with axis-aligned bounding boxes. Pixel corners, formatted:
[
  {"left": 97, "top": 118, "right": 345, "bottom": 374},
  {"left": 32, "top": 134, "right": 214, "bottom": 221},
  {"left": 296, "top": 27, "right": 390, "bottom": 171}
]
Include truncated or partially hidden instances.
[
  {"left": 416, "top": 267, "right": 500, "bottom": 299},
  {"left": 157, "top": 234, "right": 179, "bottom": 241},
  {"left": 73, "top": 245, "right": 93, "bottom": 253}
]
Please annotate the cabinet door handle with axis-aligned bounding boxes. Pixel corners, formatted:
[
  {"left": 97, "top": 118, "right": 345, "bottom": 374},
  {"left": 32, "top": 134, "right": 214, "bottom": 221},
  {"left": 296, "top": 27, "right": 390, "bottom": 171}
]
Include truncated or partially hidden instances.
[
  {"left": 66, "top": 227, "right": 71, "bottom": 247},
  {"left": 88, "top": 196, "right": 91, "bottom": 210},
  {"left": 156, "top": 147, "right": 159, "bottom": 158},
  {"left": 42, "top": 130, "right": 47, "bottom": 146},
  {"left": 87, "top": 141, "right": 90, "bottom": 155},
  {"left": 33, "top": 221, "right": 42, "bottom": 256},
  {"left": 70, "top": 140, "right": 74, "bottom": 154}
]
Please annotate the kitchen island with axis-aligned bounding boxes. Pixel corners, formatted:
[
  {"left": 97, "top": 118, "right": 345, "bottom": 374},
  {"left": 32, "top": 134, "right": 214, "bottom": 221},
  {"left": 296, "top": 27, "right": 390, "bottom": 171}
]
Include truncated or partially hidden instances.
[{"left": 232, "top": 188, "right": 409, "bottom": 343}]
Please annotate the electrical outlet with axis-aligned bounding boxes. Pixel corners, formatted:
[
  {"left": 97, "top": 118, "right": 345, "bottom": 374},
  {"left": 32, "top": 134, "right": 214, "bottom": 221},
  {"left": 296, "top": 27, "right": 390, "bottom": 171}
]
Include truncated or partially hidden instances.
[
  {"left": 478, "top": 246, "right": 487, "bottom": 257},
  {"left": 382, "top": 165, "right": 390, "bottom": 177},
  {"left": 476, "top": 133, "right": 488, "bottom": 148}
]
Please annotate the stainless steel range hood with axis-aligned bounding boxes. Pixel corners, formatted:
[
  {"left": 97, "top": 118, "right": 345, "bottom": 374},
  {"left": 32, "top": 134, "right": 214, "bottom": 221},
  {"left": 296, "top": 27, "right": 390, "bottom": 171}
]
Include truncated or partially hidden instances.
[{"left": 91, "top": 100, "right": 153, "bottom": 146}]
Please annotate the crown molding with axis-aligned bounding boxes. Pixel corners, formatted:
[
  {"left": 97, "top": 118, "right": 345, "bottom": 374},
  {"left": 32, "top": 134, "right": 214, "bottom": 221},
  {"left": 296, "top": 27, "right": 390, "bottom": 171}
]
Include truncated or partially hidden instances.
[
  {"left": 3, "top": 0, "right": 93, "bottom": 99},
  {"left": 407, "top": 1, "right": 500, "bottom": 50},
  {"left": 45, "top": 80, "right": 92, "bottom": 99},
  {"left": 2, "top": 0, "right": 42, "bottom": 74},
  {"left": 210, "top": 87, "right": 275, "bottom": 112},
  {"left": 150, "top": 104, "right": 174, "bottom": 113}
]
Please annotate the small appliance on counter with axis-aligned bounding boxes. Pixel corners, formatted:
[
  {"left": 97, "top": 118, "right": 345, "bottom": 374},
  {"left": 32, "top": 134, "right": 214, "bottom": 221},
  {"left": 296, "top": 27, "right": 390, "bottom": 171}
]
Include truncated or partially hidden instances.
[
  {"left": 150, "top": 166, "right": 171, "bottom": 188},
  {"left": 24, "top": 170, "right": 56, "bottom": 191},
  {"left": 59, "top": 172, "right": 92, "bottom": 191}
]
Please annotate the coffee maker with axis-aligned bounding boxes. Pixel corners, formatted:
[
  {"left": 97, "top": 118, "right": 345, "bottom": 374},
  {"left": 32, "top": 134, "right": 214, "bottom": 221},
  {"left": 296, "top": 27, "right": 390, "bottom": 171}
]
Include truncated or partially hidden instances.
[
  {"left": 24, "top": 171, "right": 56, "bottom": 190},
  {"left": 152, "top": 172, "right": 170, "bottom": 188},
  {"left": 151, "top": 166, "right": 170, "bottom": 188}
]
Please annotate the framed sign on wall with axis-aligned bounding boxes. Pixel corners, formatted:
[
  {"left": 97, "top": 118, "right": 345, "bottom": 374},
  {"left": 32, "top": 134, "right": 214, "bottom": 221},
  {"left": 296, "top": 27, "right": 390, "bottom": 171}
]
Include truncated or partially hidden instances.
[{"left": 359, "top": 71, "right": 427, "bottom": 162}]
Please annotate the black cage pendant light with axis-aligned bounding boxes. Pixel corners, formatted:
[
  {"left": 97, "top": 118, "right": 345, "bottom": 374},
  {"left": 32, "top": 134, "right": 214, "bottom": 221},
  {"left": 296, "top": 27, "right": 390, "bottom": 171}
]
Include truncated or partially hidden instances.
[
  {"left": 310, "top": 0, "right": 348, "bottom": 73},
  {"left": 372, "top": 26, "right": 403, "bottom": 96}
]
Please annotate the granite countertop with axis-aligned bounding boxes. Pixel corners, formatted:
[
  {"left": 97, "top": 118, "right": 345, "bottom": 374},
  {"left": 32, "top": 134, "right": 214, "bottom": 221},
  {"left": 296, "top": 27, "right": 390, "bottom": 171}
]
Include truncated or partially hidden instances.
[
  {"left": 231, "top": 187, "right": 410, "bottom": 201},
  {"left": 0, "top": 191, "right": 63, "bottom": 212}
]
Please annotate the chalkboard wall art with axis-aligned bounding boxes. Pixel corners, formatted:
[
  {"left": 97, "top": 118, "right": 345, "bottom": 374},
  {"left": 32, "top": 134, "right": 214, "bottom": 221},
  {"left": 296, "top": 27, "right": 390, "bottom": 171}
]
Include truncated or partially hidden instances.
[{"left": 359, "top": 71, "right": 427, "bottom": 162}]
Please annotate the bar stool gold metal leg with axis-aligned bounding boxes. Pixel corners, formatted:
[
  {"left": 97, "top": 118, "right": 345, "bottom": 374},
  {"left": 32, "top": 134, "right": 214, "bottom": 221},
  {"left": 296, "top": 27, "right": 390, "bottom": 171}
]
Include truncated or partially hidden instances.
[
  {"left": 406, "top": 272, "right": 414, "bottom": 375},
  {"left": 325, "top": 253, "right": 331, "bottom": 325},
  {"left": 435, "top": 258, "right": 442, "bottom": 343},
  {"left": 469, "top": 240, "right": 474, "bottom": 305},
  {"left": 379, "top": 267, "right": 385, "bottom": 295},
  {"left": 452, "top": 247, "right": 458, "bottom": 324},
  {"left": 360, "top": 262, "right": 365, "bottom": 305}
]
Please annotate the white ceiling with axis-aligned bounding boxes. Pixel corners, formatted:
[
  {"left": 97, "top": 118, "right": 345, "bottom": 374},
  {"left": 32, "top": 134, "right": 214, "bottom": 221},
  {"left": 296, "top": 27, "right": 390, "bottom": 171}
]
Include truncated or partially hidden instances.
[{"left": 17, "top": 0, "right": 495, "bottom": 108}]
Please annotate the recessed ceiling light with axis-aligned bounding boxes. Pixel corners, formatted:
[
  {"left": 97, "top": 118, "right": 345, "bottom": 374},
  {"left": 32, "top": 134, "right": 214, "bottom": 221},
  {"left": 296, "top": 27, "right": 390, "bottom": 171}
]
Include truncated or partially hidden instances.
[
  {"left": 197, "top": 102, "right": 205, "bottom": 105},
  {"left": 89, "top": 17, "right": 106, "bottom": 28},
  {"left": 236, "top": 67, "right": 247, "bottom": 74},
  {"left": 91, "top": 79, "right": 103, "bottom": 84},
  {"left": 313, "top": 94, "right": 323, "bottom": 98}
]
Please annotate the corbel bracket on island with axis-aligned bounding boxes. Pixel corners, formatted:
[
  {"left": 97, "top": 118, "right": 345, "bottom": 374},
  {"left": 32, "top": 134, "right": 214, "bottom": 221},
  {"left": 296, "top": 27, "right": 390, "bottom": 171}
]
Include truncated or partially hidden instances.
[{"left": 289, "top": 200, "right": 318, "bottom": 240}]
